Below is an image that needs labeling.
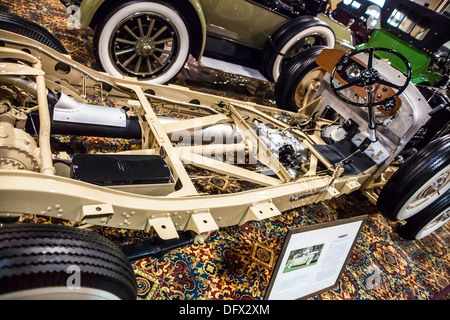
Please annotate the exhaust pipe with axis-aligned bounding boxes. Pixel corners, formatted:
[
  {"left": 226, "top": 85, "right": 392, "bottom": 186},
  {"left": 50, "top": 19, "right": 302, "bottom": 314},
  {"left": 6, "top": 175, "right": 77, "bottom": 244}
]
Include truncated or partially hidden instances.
[
  {"left": 24, "top": 90, "right": 142, "bottom": 139},
  {"left": 52, "top": 92, "right": 127, "bottom": 128}
]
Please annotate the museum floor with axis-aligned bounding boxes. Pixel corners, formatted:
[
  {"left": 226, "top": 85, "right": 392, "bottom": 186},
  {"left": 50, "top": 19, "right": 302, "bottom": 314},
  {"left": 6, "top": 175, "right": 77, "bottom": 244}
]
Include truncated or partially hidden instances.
[{"left": 1, "top": 0, "right": 449, "bottom": 300}]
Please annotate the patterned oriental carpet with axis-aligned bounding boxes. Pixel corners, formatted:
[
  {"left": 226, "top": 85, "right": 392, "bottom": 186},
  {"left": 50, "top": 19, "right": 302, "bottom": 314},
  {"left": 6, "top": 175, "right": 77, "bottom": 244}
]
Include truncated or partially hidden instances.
[{"left": 1, "top": 0, "right": 449, "bottom": 300}]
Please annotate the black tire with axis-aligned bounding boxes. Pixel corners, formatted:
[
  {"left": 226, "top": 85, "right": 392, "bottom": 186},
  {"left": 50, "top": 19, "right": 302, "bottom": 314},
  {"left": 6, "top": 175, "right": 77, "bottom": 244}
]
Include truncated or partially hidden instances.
[
  {"left": 0, "top": 223, "right": 137, "bottom": 300},
  {"left": 0, "top": 216, "right": 20, "bottom": 223},
  {"left": 275, "top": 45, "right": 327, "bottom": 112},
  {"left": 0, "top": 12, "right": 67, "bottom": 54},
  {"left": 396, "top": 189, "right": 449, "bottom": 240},
  {"left": 93, "top": 1, "right": 190, "bottom": 84},
  {"left": 377, "top": 135, "right": 450, "bottom": 221},
  {"left": 261, "top": 16, "right": 335, "bottom": 82}
]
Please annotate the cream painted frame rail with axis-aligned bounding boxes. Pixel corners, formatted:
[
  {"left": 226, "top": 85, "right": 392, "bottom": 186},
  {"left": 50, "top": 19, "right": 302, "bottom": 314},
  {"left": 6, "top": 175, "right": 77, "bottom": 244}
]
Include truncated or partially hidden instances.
[{"left": 0, "top": 30, "right": 385, "bottom": 243}]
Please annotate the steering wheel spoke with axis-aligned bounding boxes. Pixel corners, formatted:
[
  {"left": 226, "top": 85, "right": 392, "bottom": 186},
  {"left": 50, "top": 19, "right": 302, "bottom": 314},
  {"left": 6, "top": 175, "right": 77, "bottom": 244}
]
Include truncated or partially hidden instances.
[
  {"left": 378, "top": 78, "right": 402, "bottom": 90},
  {"left": 367, "top": 47, "right": 374, "bottom": 69},
  {"left": 334, "top": 77, "right": 362, "bottom": 91}
]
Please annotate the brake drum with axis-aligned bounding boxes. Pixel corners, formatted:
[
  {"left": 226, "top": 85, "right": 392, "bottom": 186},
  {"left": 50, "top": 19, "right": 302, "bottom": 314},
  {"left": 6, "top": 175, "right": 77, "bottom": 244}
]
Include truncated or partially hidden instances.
[{"left": 0, "top": 120, "right": 40, "bottom": 171}]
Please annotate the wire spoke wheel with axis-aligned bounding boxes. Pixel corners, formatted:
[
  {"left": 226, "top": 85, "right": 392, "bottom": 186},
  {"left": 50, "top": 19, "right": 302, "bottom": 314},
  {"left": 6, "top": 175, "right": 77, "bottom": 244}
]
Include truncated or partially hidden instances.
[{"left": 110, "top": 13, "right": 179, "bottom": 79}]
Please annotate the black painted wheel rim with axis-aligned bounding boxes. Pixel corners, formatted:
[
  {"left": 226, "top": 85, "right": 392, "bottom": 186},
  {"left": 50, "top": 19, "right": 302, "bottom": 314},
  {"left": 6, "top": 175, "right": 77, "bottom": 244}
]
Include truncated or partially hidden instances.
[{"left": 109, "top": 12, "right": 180, "bottom": 79}]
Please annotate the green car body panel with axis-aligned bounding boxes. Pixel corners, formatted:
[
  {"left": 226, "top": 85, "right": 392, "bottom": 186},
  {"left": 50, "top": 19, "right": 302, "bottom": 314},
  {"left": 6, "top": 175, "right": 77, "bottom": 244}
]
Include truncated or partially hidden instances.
[
  {"left": 199, "top": 1, "right": 351, "bottom": 51},
  {"left": 355, "top": 0, "right": 450, "bottom": 86},
  {"left": 78, "top": 0, "right": 103, "bottom": 27},
  {"left": 317, "top": 14, "right": 353, "bottom": 51},
  {"left": 357, "top": 29, "right": 439, "bottom": 85}
]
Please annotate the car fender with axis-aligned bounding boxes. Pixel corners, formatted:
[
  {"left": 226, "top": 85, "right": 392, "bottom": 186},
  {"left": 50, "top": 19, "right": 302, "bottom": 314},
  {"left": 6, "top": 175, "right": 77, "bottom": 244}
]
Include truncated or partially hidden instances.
[
  {"left": 185, "top": 0, "right": 207, "bottom": 63},
  {"left": 317, "top": 13, "right": 354, "bottom": 51},
  {"left": 78, "top": 0, "right": 104, "bottom": 28}
]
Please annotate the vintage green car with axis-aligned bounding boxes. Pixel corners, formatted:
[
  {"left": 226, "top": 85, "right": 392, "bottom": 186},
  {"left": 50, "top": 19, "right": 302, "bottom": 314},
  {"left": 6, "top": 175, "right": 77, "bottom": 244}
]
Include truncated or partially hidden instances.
[
  {"left": 63, "top": 0, "right": 353, "bottom": 83},
  {"left": 355, "top": 0, "right": 450, "bottom": 86}
]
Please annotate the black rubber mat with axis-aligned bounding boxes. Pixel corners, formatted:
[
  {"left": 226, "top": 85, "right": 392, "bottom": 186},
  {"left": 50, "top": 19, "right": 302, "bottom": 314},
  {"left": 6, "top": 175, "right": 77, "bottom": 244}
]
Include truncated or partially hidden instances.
[{"left": 314, "top": 140, "right": 377, "bottom": 175}]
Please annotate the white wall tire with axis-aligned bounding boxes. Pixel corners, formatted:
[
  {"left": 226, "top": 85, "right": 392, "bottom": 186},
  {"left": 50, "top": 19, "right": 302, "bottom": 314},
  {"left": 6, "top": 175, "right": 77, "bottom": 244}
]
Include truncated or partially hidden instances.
[
  {"left": 262, "top": 16, "right": 335, "bottom": 82},
  {"left": 271, "top": 25, "right": 334, "bottom": 82},
  {"left": 95, "top": 1, "right": 190, "bottom": 84},
  {"left": 414, "top": 207, "right": 450, "bottom": 240},
  {"left": 396, "top": 189, "right": 450, "bottom": 240},
  {"left": 275, "top": 45, "right": 327, "bottom": 112},
  {"left": 378, "top": 135, "right": 450, "bottom": 222},
  {"left": 0, "top": 286, "right": 121, "bottom": 300},
  {"left": 397, "top": 164, "right": 450, "bottom": 220}
]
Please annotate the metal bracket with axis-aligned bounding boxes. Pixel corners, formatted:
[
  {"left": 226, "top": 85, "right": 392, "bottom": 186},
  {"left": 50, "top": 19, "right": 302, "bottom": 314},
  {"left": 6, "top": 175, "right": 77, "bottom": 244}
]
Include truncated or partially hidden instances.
[
  {"left": 185, "top": 210, "right": 219, "bottom": 244},
  {"left": 360, "top": 188, "right": 378, "bottom": 205},
  {"left": 120, "top": 231, "right": 193, "bottom": 262},
  {"left": 239, "top": 201, "right": 281, "bottom": 226},
  {"left": 319, "top": 186, "right": 340, "bottom": 201},
  {"left": 186, "top": 210, "right": 219, "bottom": 235},
  {"left": 340, "top": 180, "right": 361, "bottom": 194},
  {"left": 80, "top": 204, "right": 114, "bottom": 224},
  {"left": 146, "top": 216, "right": 179, "bottom": 240}
]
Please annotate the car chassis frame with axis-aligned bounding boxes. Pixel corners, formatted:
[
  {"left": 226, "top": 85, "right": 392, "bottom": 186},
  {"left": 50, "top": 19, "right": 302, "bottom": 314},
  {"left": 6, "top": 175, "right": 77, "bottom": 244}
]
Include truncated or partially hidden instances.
[{"left": 0, "top": 30, "right": 430, "bottom": 244}]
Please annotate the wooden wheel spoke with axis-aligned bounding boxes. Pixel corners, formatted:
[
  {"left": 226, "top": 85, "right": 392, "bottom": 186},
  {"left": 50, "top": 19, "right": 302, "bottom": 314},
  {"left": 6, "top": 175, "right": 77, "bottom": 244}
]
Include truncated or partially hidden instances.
[
  {"left": 116, "top": 47, "right": 135, "bottom": 56},
  {"left": 146, "top": 18, "right": 155, "bottom": 38},
  {"left": 115, "top": 38, "right": 136, "bottom": 45},
  {"left": 154, "top": 37, "right": 173, "bottom": 45},
  {"left": 122, "top": 53, "right": 138, "bottom": 68},
  {"left": 154, "top": 47, "right": 172, "bottom": 55},
  {"left": 150, "top": 26, "right": 167, "bottom": 41},
  {"left": 124, "top": 25, "right": 139, "bottom": 40},
  {"left": 134, "top": 56, "right": 142, "bottom": 73}
]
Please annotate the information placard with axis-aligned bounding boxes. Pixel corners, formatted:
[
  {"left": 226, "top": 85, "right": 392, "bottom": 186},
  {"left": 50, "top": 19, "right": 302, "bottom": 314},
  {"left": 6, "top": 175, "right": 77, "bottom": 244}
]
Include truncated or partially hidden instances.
[{"left": 265, "top": 215, "right": 367, "bottom": 300}]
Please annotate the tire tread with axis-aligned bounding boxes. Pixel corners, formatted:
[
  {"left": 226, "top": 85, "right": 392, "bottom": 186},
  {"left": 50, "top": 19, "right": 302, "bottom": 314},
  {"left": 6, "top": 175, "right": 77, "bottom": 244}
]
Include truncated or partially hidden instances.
[
  {"left": 377, "top": 135, "right": 450, "bottom": 220},
  {"left": 0, "top": 12, "right": 67, "bottom": 53},
  {"left": 0, "top": 224, "right": 137, "bottom": 299}
]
